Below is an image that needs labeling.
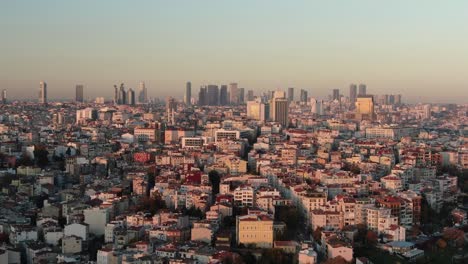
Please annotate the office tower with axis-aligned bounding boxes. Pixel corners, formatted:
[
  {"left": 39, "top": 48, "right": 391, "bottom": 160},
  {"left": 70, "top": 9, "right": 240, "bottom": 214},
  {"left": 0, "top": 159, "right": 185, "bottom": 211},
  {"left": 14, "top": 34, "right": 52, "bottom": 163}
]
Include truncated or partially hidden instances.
[
  {"left": 127, "top": 88, "right": 135, "bottom": 105},
  {"left": 118, "top": 83, "right": 126, "bottom": 105},
  {"left": 310, "top": 98, "right": 317, "bottom": 114},
  {"left": 113, "top": 85, "right": 119, "bottom": 104},
  {"left": 332, "top": 89, "right": 340, "bottom": 101},
  {"left": 395, "top": 94, "right": 402, "bottom": 105},
  {"left": 207, "top": 85, "right": 219, "bottom": 106},
  {"left": 271, "top": 98, "right": 289, "bottom": 127},
  {"left": 229, "top": 83, "right": 238, "bottom": 104},
  {"left": 358, "top": 84, "right": 367, "bottom": 96},
  {"left": 75, "top": 84, "right": 84, "bottom": 103},
  {"left": 239, "top": 88, "right": 245, "bottom": 103},
  {"left": 287, "top": 88, "right": 294, "bottom": 102},
  {"left": 184, "top": 81, "right": 191, "bottom": 105},
  {"left": 349, "top": 84, "right": 357, "bottom": 107},
  {"left": 39, "top": 81, "right": 47, "bottom": 104},
  {"left": 138, "top": 82, "right": 147, "bottom": 104},
  {"left": 300, "top": 89, "right": 308, "bottom": 103},
  {"left": 388, "top": 94, "right": 395, "bottom": 105},
  {"left": 423, "top": 104, "right": 431, "bottom": 119},
  {"left": 247, "top": 98, "right": 267, "bottom": 122},
  {"left": 247, "top": 90, "right": 254, "bottom": 101},
  {"left": 355, "top": 95, "right": 375, "bottom": 121},
  {"left": 198, "top": 86, "right": 207, "bottom": 106},
  {"left": 1, "top": 89, "right": 6, "bottom": 104},
  {"left": 219, "top": 85, "right": 228, "bottom": 105},
  {"left": 270, "top": 91, "right": 289, "bottom": 127}
]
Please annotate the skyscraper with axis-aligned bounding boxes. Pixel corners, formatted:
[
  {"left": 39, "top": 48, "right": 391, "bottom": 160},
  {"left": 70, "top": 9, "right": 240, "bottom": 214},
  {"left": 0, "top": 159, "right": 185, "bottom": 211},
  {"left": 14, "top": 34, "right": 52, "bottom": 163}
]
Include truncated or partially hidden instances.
[
  {"left": 247, "top": 98, "right": 267, "bottom": 121},
  {"left": 219, "top": 85, "right": 228, "bottom": 105},
  {"left": 355, "top": 95, "right": 375, "bottom": 121},
  {"left": 39, "top": 81, "right": 47, "bottom": 104},
  {"left": 138, "top": 82, "right": 148, "bottom": 104},
  {"left": 239, "top": 88, "right": 245, "bottom": 103},
  {"left": 247, "top": 90, "right": 254, "bottom": 101},
  {"left": 300, "top": 89, "right": 308, "bottom": 103},
  {"left": 127, "top": 88, "right": 136, "bottom": 105},
  {"left": 198, "top": 86, "right": 207, "bottom": 106},
  {"left": 118, "top": 83, "right": 126, "bottom": 105},
  {"left": 75, "top": 84, "right": 84, "bottom": 103},
  {"left": 1, "top": 89, "right": 6, "bottom": 104},
  {"left": 287, "top": 87, "right": 294, "bottom": 102},
  {"left": 332, "top": 89, "right": 340, "bottom": 101},
  {"left": 207, "top": 85, "right": 219, "bottom": 106},
  {"left": 229, "top": 83, "right": 238, "bottom": 104},
  {"left": 349, "top": 84, "right": 357, "bottom": 107},
  {"left": 270, "top": 91, "right": 289, "bottom": 127},
  {"left": 358, "top": 84, "right": 367, "bottom": 96},
  {"left": 166, "top": 97, "right": 177, "bottom": 124},
  {"left": 184, "top": 81, "right": 191, "bottom": 105},
  {"left": 113, "top": 85, "right": 119, "bottom": 104}
]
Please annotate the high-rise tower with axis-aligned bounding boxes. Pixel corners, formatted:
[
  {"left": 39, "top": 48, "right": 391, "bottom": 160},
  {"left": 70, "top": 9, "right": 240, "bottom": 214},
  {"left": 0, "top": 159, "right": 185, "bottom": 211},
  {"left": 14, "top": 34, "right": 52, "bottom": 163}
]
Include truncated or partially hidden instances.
[
  {"left": 39, "top": 81, "right": 47, "bottom": 104},
  {"left": 75, "top": 84, "right": 84, "bottom": 103},
  {"left": 349, "top": 84, "right": 357, "bottom": 107},
  {"left": 184, "top": 81, "right": 191, "bottom": 105},
  {"left": 358, "top": 84, "right": 367, "bottom": 96},
  {"left": 138, "top": 82, "right": 147, "bottom": 104}
]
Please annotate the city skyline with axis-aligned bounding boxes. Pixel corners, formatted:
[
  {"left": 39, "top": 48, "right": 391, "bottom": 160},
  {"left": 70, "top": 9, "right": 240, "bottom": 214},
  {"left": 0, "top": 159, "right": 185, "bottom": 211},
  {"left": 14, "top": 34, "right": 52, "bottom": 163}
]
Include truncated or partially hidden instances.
[{"left": 1, "top": 1, "right": 468, "bottom": 103}]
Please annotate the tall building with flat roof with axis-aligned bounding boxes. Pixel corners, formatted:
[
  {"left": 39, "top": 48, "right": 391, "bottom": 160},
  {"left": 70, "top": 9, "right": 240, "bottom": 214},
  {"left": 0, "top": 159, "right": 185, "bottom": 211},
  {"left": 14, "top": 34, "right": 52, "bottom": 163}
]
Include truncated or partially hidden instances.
[
  {"left": 358, "top": 84, "right": 367, "bottom": 96},
  {"left": 349, "top": 84, "right": 357, "bottom": 107},
  {"left": 39, "top": 81, "right": 47, "bottom": 104},
  {"left": 184, "top": 81, "right": 191, "bottom": 105},
  {"left": 1, "top": 89, "right": 6, "bottom": 104},
  {"left": 75, "top": 84, "right": 84, "bottom": 103},
  {"left": 270, "top": 92, "right": 289, "bottom": 127},
  {"left": 355, "top": 95, "right": 375, "bottom": 121},
  {"left": 332, "top": 89, "right": 340, "bottom": 101},
  {"left": 207, "top": 85, "right": 219, "bottom": 106},
  {"left": 138, "top": 81, "right": 148, "bottom": 104},
  {"left": 300, "top": 89, "right": 308, "bottom": 103},
  {"left": 287, "top": 87, "right": 294, "bottom": 102},
  {"left": 219, "top": 85, "right": 228, "bottom": 105},
  {"left": 229, "top": 83, "right": 238, "bottom": 104}
]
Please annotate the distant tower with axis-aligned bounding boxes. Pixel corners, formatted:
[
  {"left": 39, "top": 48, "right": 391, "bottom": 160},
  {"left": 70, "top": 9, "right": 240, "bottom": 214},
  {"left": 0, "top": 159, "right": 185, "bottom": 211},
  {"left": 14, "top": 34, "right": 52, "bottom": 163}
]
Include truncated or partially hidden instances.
[
  {"left": 118, "top": 83, "right": 126, "bottom": 105},
  {"left": 270, "top": 91, "right": 289, "bottom": 127},
  {"left": 287, "top": 87, "right": 294, "bottom": 102},
  {"left": 247, "top": 90, "right": 254, "bottom": 101},
  {"left": 184, "top": 82, "right": 191, "bottom": 105},
  {"left": 198, "top": 86, "right": 207, "bottom": 106},
  {"left": 138, "top": 82, "right": 147, "bottom": 104},
  {"left": 229, "top": 83, "right": 238, "bottom": 104},
  {"left": 219, "top": 85, "right": 228, "bottom": 105},
  {"left": 113, "top": 85, "right": 119, "bottom": 104},
  {"left": 39, "top": 81, "right": 47, "bottom": 104},
  {"left": 349, "top": 84, "right": 357, "bottom": 107},
  {"left": 207, "top": 85, "right": 219, "bottom": 106},
  {"left": 300, "top": 89, "right": 308, "bottom": 103},
  {"left": 355, "top": 95, "right": 375, "bottom": 121},
  {"left": 127, "top": 88, "right": 136, "bottom": 105},
  {"left": 238, "top": 88, "right": 245, "bottom": 103},
  {"left": 75, "top": 84, "right": 84, "bottom": 103},
  {"left": 332, "top": 89, "right": 340, "bottom": 101},
  {"left": 1, "top": 89, "right": 6, "bottom": 104},
  {"left": 358, "top": 84, "right": 367, "bottom": 96}
]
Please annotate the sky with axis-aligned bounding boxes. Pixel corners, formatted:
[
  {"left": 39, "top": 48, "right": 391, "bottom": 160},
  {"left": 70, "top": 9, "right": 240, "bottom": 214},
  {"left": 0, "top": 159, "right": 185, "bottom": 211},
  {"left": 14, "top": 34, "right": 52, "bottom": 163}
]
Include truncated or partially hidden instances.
[{"left": 1, "top": 0, "right": 468, "bottom": 103}]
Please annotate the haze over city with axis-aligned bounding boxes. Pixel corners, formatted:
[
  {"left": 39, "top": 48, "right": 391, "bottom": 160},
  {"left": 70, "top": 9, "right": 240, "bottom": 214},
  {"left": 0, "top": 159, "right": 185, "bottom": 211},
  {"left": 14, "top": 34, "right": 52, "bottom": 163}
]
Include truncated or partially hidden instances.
[{"left": 1, "top": 0, "right": 468, "bottom": 103}]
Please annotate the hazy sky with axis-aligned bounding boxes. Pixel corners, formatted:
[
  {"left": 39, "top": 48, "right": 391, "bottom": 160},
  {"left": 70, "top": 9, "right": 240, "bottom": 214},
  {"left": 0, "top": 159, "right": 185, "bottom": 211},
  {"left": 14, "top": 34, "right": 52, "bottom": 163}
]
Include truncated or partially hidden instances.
[{"left": 1, "top": 0, "right": 468, "bottom": 103}]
